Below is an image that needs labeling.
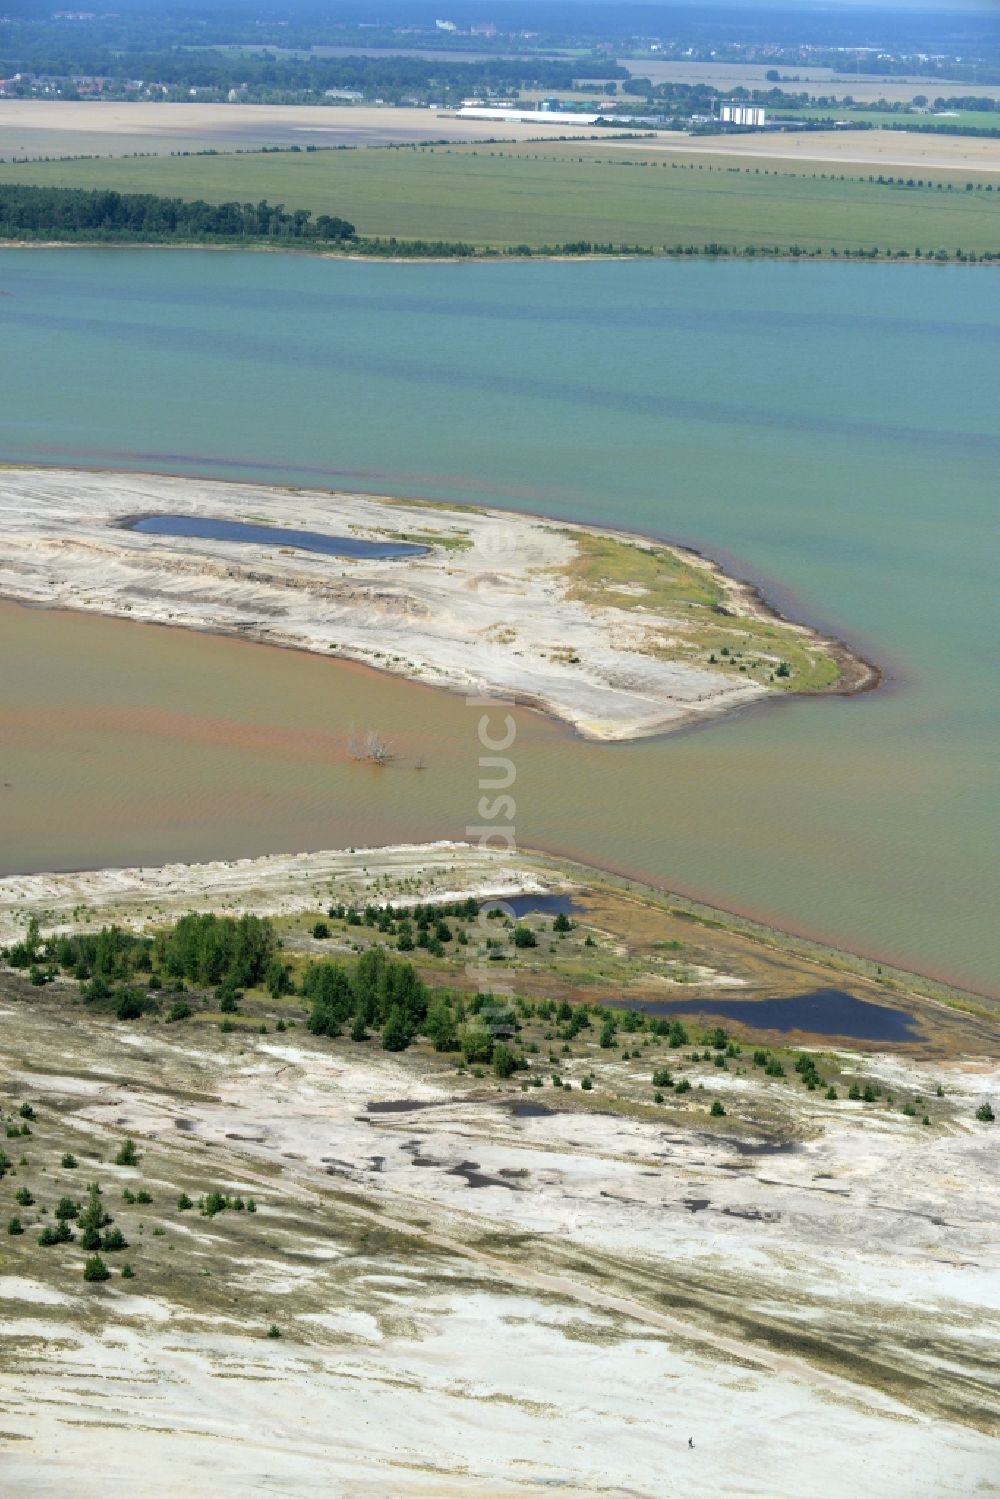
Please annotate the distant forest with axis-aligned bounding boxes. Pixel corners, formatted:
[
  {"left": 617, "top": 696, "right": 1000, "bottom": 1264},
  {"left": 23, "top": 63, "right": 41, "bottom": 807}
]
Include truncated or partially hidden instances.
[
  {"left": 0, "top": 184, "right": 356, "bottom": 243},
  {"left": 1, "top": 2, "right": 998, "bottom": 101},
  {"left": 0, "top": 51, "right": 626, "bottom": 105}
]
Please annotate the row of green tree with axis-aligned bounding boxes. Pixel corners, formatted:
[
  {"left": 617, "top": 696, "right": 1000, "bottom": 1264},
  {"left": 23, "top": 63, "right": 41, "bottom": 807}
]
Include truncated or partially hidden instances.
[
  {"left": 7, "top": 910, "right": 278, "bottom": 988},
  {"left": 0, "top": 185, "right": 355, "bottom": 243}
]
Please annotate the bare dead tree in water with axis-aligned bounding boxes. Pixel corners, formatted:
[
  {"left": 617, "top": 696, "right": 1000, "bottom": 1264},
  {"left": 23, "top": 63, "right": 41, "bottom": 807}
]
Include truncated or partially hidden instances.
[{"left": 348, "top": 725, "right": 395, "bottom": 766}]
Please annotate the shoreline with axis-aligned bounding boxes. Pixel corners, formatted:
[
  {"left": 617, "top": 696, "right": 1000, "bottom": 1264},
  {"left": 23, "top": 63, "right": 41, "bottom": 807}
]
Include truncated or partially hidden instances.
[
  {"left": 1, "top": 838, "right": 994, "bottom": 1014},
  {"left": 0, "top": 465, "right": 876, "bottom": 743},
  {"left": 0, "top": 239, "right": 996, "bottom": 267}
]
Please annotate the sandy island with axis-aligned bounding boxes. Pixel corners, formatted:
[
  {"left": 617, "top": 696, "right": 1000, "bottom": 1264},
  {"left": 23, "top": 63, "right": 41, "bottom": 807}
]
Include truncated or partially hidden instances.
[{"left": 0, "top": 467, "right": 873, "bottom": 742}]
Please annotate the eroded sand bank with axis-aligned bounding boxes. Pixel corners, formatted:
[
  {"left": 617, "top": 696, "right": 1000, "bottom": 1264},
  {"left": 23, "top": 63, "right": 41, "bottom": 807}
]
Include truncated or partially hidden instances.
[
  {"left": 0, "top": 467, "right": 871, "bottom": 741},
  {"left": 0, "top": 840, "right": 556, "bottom": 946}
]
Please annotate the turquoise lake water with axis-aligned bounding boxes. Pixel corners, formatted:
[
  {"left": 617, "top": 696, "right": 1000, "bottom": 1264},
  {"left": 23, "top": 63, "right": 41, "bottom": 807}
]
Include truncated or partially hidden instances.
[{"left": 0, "top": 249, "right": 996, "bottom": 995}]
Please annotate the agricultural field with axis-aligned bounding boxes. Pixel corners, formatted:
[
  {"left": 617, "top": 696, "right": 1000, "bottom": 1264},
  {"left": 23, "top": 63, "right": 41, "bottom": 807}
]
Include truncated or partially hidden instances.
[
  {"left": 768, "top": 106, "right": 1000, "bottom": 133},
  {"left": 3, "top": 139, "right": 1000, "bottom": 253},
  {"left": 617, "top": 59, "right": 1000, "bottom": 106}
]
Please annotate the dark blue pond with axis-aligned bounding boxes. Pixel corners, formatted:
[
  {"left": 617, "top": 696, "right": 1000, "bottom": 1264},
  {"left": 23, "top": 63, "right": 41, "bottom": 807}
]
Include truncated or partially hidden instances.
[
  {"left": 481, "top": 893, "right": 584, "bottom": 920},
  {"left": 608, "top": 988, "right": 921, "bottom": 1043},
  {"left": 123, "top": 513, "right": 428, "bottom": 560}
]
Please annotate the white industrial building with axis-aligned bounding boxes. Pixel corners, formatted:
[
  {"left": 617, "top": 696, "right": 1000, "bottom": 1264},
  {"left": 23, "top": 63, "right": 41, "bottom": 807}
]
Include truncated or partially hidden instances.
[
  {"left": 719, "top": 102, "right": 766, "bottom": 127},
  {"left": 455, "top": 105, "right": 601, "bottom": 125}
]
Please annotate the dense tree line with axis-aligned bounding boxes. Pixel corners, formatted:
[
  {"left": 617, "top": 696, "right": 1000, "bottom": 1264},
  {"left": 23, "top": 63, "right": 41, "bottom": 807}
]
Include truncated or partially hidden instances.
[
  {"left": 53, "top": 52, "right": 625, "bottom": 100},
  {"left": 0, "top": 183, "right": 993, "bottom": 263},
  {"left": 0, "top": 185, "right": 355, "bottom": 243},
  {"left": 5, "top": 910, "right": 277, "bottom": 987}
]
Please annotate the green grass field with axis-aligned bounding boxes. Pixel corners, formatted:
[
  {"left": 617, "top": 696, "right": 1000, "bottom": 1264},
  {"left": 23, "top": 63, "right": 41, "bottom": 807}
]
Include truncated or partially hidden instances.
[
  {"left": 769, "top": 106, "right": 1000, "bottom": 133},
  {"left": 2, "top": 141, "right": 999, "bottom": 253}
]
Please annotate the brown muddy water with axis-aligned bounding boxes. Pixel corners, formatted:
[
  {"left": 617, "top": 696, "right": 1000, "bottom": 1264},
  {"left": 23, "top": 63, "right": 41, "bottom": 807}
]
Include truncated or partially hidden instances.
[{"left": 0, "top": 599, "right": 992, "bottom": 997}]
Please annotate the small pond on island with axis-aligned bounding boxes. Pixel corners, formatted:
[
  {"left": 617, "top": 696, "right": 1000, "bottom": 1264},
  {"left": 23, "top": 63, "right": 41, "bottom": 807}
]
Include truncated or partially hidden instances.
[
  {"left": 123, "top": 513, "right": 428, "bottom": 560},
  {"left": 608, "top": 988, "right": 921, "bottom": 1043},
  {"left": 484, "top": 893, "right": 584, "bottom": 921}
]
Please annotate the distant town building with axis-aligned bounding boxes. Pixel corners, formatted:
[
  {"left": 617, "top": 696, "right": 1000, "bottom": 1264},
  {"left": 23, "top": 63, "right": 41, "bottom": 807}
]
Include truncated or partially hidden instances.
[{"left": 719, "top": 102, "right": 766, "bottom": 128}]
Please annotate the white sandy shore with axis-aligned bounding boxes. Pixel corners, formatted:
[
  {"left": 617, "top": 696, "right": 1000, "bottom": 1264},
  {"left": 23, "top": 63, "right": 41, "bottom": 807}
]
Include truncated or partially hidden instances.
[
  {"left": 0, "top": 840, "right": 559, "bottom": 945},
  {"left": 0, "top": 467, "right": 848, "bottom": 741}
]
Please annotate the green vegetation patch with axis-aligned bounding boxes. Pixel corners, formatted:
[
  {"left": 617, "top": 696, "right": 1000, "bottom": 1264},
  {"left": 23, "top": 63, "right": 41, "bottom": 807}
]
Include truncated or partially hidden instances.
[
  {"left": 1, "top": 144, "right": 998, "bottom": 256},
  {"left": 561, "top": 533, "right": 722, "bottom": 612},
  {"left": 383, "top": 528, "right": 472, "bottom": 552},
  {"left": 560, "top": 532, "right": 840, "bottom": 690}
]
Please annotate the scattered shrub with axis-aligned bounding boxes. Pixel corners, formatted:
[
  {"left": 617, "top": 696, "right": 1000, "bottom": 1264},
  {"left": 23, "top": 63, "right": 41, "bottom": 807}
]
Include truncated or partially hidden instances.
[
  {"left": 492, "top": 1043, "right": 518, "bottom": 1079},
  {"left": 83, "top": 1254, "right": 110, "bottom": 1282},
  {"left": 39, "top": 1221, "right": 72, "bottom": 1246}
]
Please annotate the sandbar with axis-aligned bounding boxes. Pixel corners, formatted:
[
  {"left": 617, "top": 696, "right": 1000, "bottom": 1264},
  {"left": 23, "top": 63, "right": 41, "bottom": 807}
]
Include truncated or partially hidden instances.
[{"left": 0, "top": 467, "right": 874, "bottom": 742}]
